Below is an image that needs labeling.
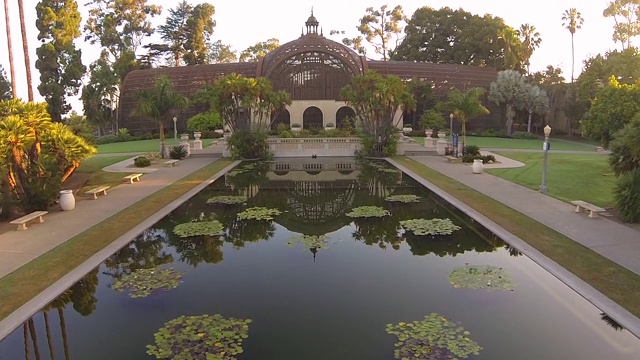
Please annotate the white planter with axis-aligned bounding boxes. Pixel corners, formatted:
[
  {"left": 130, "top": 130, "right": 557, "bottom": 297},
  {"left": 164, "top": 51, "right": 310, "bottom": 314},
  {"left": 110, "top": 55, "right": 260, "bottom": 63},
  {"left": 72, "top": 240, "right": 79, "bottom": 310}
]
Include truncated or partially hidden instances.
[
  {"left": 59, "top": 190, "right": 75, "bottom": 211},
  {"left": 438, "top": 132, "right": 446, "bottom": 139},
  {"left": 193, "top": 131, "right": 202, "bottom": 140},
  {"left": 214, "top": 129, "right": 224, "bottom": 135},
  {"left": 291, "top": 127, "right": 302, "bottom": 132},
  {"left": 324, "top": 127, "right": 335, "bottom": 131},
  {"left": 472, "top": 159, "right": 484, "bottom": 174},
  {"left": 424, "top": 129, "right": 433, "bottom": 137},
  {"left": 402, "top": 127, "right": 413, "bottom": 135}
]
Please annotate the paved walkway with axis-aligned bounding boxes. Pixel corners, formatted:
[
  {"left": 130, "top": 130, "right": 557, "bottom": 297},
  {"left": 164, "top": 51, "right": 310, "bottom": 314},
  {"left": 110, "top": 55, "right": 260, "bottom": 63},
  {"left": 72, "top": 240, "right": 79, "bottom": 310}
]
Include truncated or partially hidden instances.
[{"left": 406, "top": 155, "right": 640, "bottom": 276}]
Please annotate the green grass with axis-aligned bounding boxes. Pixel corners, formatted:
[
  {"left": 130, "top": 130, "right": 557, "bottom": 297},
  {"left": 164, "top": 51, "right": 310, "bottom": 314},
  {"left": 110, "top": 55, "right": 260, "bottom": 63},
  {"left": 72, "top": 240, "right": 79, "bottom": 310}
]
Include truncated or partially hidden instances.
[
  {"left": 0, "top": 158, "right": 234, "bottom": 321},
  {"left": 487, "top": 152, "right": 615, "bottom": 207},
  {"left": 393, "top": 156, "right": 640, "bottom": 319},
  {"left": 411, "top": 136, "right": 597, "bottom": 151},
  {"left": 77, "top": 156, "right": 132, "bottom": 173},
  {"left": 96, "top": 139, "right": 181, "bottom": 154},
  {"left": 76, "top": 155, "right": 134, "bottom": 190}
]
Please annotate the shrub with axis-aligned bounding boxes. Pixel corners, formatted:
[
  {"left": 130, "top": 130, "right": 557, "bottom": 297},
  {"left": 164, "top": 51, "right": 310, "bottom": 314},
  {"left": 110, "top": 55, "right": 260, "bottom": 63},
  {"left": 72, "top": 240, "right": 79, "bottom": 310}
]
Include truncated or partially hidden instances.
[
  {"left": 419, "top": 109, "right": 446, "bottom": 132},
  {"left": 186, "top": 111, "right": 222, "bottom": 132},
  {"left": 463, "top": 145, "right": 481, "bottom": 156},
  {"left": 358, "top": 133, "right": 398, "bottom": 157},
  {"left": 94, "top": 135, "right": 120, "bottom": 144},
  {"left": 291, "top": 123, "right": 301, "bottom": 128},
  {"left": 614, "top": 169, "right": 640, "bottom": 223},
  {"left": 409, "top": 129, "right": 425, "bottom": 137},
  {"left": 278, "top": 129, "right": 293, "bottom": 138},
  {"left": 118, "top": 128, "right": 132, "bottom": 139},
  {"left": 276, "top": 123, "right": 289, "bottom": 133},
  {"left": 403, "top": 123, "right": 413, "bottom": 128},
  {"left": 228, "top": 131, "right": 272, "bottom": 160},
  {"left": 479, "top": 129, "right": 508, "bottom": 138},
  {"left": 325, "top": 122, "right": 335, "bottom": 128},
  {"left": 169, "top": 145, "right": 188, "bottom": 159},
  {"left": 512, "top": 131, "right": 538, "bottom": 140},
  {"left": 137, "top": 132, "right": 154, "bottom": 140},
  {"left": 133, "top": 156, "right": 151, "bottom": 167},
  {"left": 483, "top": 154, "right": 496, "bottom": 163}
]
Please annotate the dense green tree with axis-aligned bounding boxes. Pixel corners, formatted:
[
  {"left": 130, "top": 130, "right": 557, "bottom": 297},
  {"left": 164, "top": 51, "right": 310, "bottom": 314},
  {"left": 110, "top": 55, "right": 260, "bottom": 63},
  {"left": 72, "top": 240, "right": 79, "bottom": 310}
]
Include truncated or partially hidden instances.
[
  {"left": 0, "top": 65, "right": 12, "bottom": 100},
  {"left": 18, "top": 0, "right": 33, "bottom": 100},
  {"left": 81, "top": 50, "right": 118, "bottom": 134},
  {"left": 405, "top": 77, "right": 437, "bottom": 128},
  {"left": 154, "top": 0, "right": 193, "bottom": 65},
  {"left": 207, "top": 40, "right": 237, "bottom": 63},
  {"left": 36, "top": 0, "right": 86, "bottom": 122},
  {"left": 133, "top": 77, "right": 189, "bottom": 158},
  {"left": 3, "top": 0, "right": 16, "bottom": 98},
  {"left": 517, "top": 83, "right": 549, "bottom": 132},
  {"left": 183, "top": 3, "right": 215, "bottom": 65},
  {"left": 609, "top": 112, "right": 640, "bottom": 176},
  {"left": 562, "top": 8, "right": 585, "bottom": 82},
  {"left": 239, "top": 38, "right": 279, "bottom": 62},
  {"left": 516, "top": 23, "right": 542, "bottom": 75},
  {"left": 439, "top": 88, "right": 489, "bottom": 148},
  {"left": 393, "top": 6, "right": 524, "bottom": 71},
  {"left": 584, "top": 77, "right": 640, "bottom": 146},
  {"left": 489, "top": 70, "right": 528, "bottom": 136},
  {"left": 355, "top": 4, "right": 406, "bottom": 61},
  {"left": 530, "top": 65, "right": 566, "bottom": 86},
  {"left": 603, "top": 0, "right": 640, "bottom": 50},
  {"left": 341, "top": 71, "right": 415, "bottom": 156}
]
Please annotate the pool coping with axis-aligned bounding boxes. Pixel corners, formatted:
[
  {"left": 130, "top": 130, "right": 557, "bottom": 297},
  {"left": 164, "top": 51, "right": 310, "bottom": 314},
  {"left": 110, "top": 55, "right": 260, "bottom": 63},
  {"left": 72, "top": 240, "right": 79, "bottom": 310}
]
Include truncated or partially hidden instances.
[
  {"left": 0, "top": 160, "right": 241, "bottom": 341},
  {"left": 388, "top": 158, "right": 640, "bottom": 339}
]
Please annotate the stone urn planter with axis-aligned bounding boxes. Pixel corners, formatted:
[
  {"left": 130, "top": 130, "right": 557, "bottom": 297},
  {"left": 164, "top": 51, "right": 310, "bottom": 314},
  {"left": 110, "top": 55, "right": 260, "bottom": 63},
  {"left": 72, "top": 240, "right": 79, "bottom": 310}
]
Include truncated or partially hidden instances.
[
  {"left": 291, "top": 124, "right": 302, "bottom": 132},
  {"left": 324, "top": 123, "right": 335, "bottom": 131},
  {"left": 402, "top": 126, "right": 413, "bottom": 135},
  {"left": 424, "top": 128, "right": 433, "bottom": 138},
  {"left": 437, "top": 131, "right": 447, "bottom": 139},
  {"left": 472, "top": 159, "right": 484, "bottom": 174},
  {"left": 59, "top": 190, "right": 75, "bottom": 211}
]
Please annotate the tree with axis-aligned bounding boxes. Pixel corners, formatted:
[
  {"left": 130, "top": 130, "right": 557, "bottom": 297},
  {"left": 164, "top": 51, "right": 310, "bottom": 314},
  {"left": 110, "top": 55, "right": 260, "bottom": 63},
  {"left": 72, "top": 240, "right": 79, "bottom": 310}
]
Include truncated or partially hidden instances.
[
  {"left": 133, "top": 77, "right": 189, "bottom": 158},
  {"left": 355, "top": 5, "right": 406, "bottom": 61},
  {"left": 392, "top": 6, "right": 524, "bottom": 71},
  {"left": 439, "top": 88, "right": 490, "bottom": 148},
  {"left": 603, "top": 0, "right": 640, "bottom": 50},
  {"left": 562, "top": 8, "right": 584, "bottom": 82},
  {"left": 341, "top": 71, "right": 415, "bottom": 156},
  {"left": 239, "top": 39, "right": 279, "bottom": 62},
  {"left": 489, "top": 70, "right": 528, "bottom": 136},
  {"left": 516, "top": 23, "right": 542, "bottom": 75},
  {"left": 36, "top": 0, "right": 86, "bottom": 122},
  {"left": 530, "top": 65, "right": 566, "bottom": 86},
  {"left": 3, "top": 0, "right": 16, "bottom": 98},
  {"left": 81, "top": 50, "right": 118, "bottom": 134},
  {"left": 0, "top": 65, "right": 12, "bottom": 100},
  {"left": 517, "top": 83, "right": 549, "bottom": 132},
  {"left": 609, "top": 114, "right": 640, "bottom": 222},
  {"left": 183, "top": 3, "right": 216, "bottom": 65},
  {"left": 17, "top": 0, "right": 33, "bottom": 100},
  {"left": 155, "top": 0, "right": 193, "bottom": 66},
  {"left": 329, "top": 29, "right": 367, "bottom": 56},
  {"left": 207, "top": 40, "right": 237, "bottom": 63}
]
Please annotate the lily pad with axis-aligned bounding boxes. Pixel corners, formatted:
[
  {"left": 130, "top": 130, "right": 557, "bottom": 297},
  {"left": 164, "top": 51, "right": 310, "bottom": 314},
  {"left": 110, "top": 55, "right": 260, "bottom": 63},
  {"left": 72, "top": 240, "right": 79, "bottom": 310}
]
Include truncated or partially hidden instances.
[
  {"left": 206, "top": 196, "right": 248, "bottom": 205},
  {"left": 448, "top": 265, "right": 518, "bottom": 291},
  {"left": 113, "top": 268, "right": 183, "bottom": 298},
  {"left": 386, "top": 313, "right": 482, "bottom": 359},
  {"left": 237, "top": 207, "right": 281, "bottom": 221},
  {"left": 385, "top": 195, "right": 420, "bottom": 203},
  {"left": 400, "top": 218, "right": 461, "bottom": 236},
  {"left": 346, "top": 206, "right": 390, "bottom": 218},
  {"left": 288, "top": 235, "right": 328, "bottom": 250},
  {"left": 173, "top": 220, "right": 224, "bottom": 238},
  {"left": 147, "top": 314, "right": 251, "bottom": 359}
]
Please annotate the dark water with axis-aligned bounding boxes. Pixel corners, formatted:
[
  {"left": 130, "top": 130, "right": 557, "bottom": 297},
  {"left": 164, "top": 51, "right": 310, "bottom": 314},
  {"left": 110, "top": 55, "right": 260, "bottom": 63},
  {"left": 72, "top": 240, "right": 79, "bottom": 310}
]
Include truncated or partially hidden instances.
[{"left": 1, "top": 159, "right": 639, "bottom": 360}]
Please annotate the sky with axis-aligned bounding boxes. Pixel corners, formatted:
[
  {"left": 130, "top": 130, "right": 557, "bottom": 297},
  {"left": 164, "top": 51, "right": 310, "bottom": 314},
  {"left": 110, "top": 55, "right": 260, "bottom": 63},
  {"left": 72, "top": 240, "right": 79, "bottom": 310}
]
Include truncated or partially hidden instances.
[{"left": 0, "top": 0, "right": 626, "bottom": 113}]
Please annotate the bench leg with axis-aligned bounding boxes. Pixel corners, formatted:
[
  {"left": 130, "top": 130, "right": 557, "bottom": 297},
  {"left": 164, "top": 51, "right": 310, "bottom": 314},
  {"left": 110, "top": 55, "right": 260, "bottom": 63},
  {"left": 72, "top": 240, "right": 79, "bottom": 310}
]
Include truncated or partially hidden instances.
[
  {"left": 588, "top": 210, "right": 599, "bottom": 218},
  {"left": 102, "top": 190, "right": 107, "bottom": 196},
  {"left": 38, "top": 216, "right": 44, "bottom": 223},
  {"left": 93, "top": 193, "right": 98, "bottom": 200},
  {"left": 574, "top": 205, "right": 583, "bottom": 213},
  {"left": 16, "top": 223, "right": 27, "bottom": 231}
]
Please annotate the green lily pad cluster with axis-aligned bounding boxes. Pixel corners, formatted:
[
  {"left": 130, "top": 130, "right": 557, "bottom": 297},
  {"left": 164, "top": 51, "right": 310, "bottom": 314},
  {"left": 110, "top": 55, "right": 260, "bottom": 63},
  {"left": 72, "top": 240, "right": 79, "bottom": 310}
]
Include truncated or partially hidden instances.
[
  {"left": 113, "top": 268, "right": 183, "bottom": 298},
  {"left": 237, "top": 207, "right": 281, "bottom": 221},
  {"left": 147, "top": 314, "right": 251, "bottom": 359},
  {"left": 448, "top": 265, "right": 518, "bottom": 291},
  {"left": 206, "top": 195, "right": 248, "bottom": 205},
  {"left": 346, "top": 206, "right": 390, "bottom": 218},
  {"left": 385, "top": 195, "right": 420, "bottom": 203},
  {"left": 366, "top": 161, "right": 399, "bottom": 174},
  {"left": 227, "top": 163, "right": 257, "bottom": 177},
  {"left": 288, "top": 235, "right": 328, "bottom": 250},
  {"left": 386, "top": 313, "right": 482, "bottom": 359},
  {"left": 400, "top": 218, "right": 461, "bottom": 236},
  {"left": 173, "top": 220, "right": 224, "bottom": 238}
]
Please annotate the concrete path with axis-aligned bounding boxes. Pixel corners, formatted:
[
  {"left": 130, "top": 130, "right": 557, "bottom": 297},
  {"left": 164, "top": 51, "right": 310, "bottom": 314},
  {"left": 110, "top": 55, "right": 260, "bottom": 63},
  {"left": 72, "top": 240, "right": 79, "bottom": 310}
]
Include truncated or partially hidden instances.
[
  {"left": 0, "top": 149, "right": 222, "bottom": 278},
  {"left": 407, "top": 155, "right": 640, "bottom": 276}
]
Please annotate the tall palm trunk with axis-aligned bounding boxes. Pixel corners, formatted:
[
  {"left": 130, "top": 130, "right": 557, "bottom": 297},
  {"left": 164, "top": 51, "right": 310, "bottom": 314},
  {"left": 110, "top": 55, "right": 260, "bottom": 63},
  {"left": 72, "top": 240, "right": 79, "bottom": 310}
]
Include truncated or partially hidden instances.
[
  {"left": 159, "top": 121, "right": 166, "bottom": 158},
  {"left": 17, "top": 0, "right": 33, "bottom": 101},
  {"left": 43, "top": 312, "right": 56, "bottom": 360},
  {"left": 58, "top": 308, "right": 71, "bottom": 360},
  {"left": 27, "top": 318, "right": 41, "bottom": 360},
  {"left": 23, "top": 323, "right": 31, "bottom": 360},
  {"left": 570, "top": 33, "right": 575, "bottom": 83},
  {"left": 3, "top": 0, "right": 17, "bottom": 98}
]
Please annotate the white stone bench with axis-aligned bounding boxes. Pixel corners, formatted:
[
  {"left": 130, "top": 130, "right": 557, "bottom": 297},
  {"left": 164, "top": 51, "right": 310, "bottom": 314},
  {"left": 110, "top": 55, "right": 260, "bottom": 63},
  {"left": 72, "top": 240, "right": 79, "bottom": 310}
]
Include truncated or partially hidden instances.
[
  {"left": 10, "top": 211, "right": 49, "bottom": 231},
  {"left": 123, "top": 173, "right": 143, "bottom": 184},
  {"left": 165, "top": 159, "right": 179, "bottom": 167},
  {"left": 86, "top": 185, "right": 110, "bottom": 200},
  {"left": 571, "top": 200, "right": 606, "bottom": 218}
]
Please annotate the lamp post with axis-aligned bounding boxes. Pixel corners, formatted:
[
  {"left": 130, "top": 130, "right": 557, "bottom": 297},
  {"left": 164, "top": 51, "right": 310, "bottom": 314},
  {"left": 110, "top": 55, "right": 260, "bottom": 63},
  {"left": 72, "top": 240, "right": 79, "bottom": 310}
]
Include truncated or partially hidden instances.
[
  {"left": 172, "top": 117, "right": 178, "bottom": 140},
  {"left": 449, "top": 113, "right": 454, "bottom": 155},
  {"left": 539, "top": 125, "right": 552, "bottom": 193}
]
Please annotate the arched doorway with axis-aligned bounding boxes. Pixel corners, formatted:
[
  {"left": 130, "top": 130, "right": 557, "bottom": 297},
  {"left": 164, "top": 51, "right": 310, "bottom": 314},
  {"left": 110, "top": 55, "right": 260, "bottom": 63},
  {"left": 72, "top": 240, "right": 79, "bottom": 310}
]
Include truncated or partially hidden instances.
[
  {"left": 303, "top": 106, "right": 323, "bottom": 129},
  {"left": 271, "top": 109, "right": 291, "bottom": 130},
  {"left": 336, "top": 106, "right": 356, "bottom": 128}
]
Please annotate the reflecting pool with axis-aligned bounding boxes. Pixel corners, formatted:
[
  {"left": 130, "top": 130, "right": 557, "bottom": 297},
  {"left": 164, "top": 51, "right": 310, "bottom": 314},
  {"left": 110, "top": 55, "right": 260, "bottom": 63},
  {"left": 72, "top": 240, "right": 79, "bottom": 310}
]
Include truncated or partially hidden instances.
[{"left": 1, "top": 159, "right": 639, "bottom": 359}]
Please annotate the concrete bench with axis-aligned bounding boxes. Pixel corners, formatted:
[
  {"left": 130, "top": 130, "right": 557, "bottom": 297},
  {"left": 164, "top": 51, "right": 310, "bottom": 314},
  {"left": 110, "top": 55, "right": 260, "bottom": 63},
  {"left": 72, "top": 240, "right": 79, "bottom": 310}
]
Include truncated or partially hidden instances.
[
  {"left": 10, "top": 211, "right": 48, "bottom": 231},
  {"left": 123, "top": 173, "right": 143, "bottom": 184},
  {"left": 571, "top": 200, "right": 606, "bottom": 218},
  {"left": 444, "top": 155, "right": 462, "bottom": 163},
  {"left": 86, "top": 185, "right": 110, "bottom": 200},
  {"left": 165, "top": 159, "right": 179, "bottom": 167}
]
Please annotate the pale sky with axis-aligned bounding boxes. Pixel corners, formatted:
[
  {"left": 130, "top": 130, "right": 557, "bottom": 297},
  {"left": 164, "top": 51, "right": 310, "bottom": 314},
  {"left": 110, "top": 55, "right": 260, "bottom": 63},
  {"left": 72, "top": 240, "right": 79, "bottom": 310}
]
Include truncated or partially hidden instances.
[{"left": 0, "top": 0, "right": 624, "bottom": 113}]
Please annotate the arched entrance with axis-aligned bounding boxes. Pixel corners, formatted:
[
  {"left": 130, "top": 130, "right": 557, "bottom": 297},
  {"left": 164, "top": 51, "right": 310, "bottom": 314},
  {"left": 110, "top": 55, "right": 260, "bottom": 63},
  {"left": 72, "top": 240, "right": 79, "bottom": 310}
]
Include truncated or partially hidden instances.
[
  {"left": 303, "top": 106, "right": 323, "bottom": 129},
  {"left": 271, "top": 109, "right": 291, "bottom": 130},
  {"left": 336, "top": 106, "right": 356, "bottom": 128}
]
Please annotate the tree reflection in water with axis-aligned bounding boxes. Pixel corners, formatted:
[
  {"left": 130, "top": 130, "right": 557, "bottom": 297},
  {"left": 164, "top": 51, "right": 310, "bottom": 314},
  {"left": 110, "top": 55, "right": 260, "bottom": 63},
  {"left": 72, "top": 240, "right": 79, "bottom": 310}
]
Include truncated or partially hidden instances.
[{"left": 103, "top": 229, "right": 174, "bottom": 281}]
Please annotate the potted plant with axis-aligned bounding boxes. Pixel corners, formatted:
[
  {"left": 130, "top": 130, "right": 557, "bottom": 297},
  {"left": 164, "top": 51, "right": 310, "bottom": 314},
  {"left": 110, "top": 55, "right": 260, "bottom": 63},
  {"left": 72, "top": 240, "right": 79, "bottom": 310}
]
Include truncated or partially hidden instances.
[
  {"left": 402, "top": 123, "right": 413, "bottom": 135},
  {"left": 291, "top": 123, "right": 302, "bottom": 132},
  {"left": 324, "top": 122, "right": 335, "bottom": 131},
  {"left": 420, "top": 110, "right": 446, "bottom": 138}
]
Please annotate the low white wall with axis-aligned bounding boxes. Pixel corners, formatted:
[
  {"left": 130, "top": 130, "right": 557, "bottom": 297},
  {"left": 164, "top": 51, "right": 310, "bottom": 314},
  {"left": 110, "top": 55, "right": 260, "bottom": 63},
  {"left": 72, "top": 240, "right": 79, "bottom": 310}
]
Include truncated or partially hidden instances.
[{"left": 267, "top": 137, "right": 362, "bottom": 157}]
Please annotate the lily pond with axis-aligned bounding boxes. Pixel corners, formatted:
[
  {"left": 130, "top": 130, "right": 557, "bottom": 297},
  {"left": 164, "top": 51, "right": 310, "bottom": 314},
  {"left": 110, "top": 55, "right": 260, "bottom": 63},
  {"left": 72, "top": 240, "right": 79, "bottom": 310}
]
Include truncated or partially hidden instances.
[{"left": 1, "top": 158, "right": 640, "bottom": 359}]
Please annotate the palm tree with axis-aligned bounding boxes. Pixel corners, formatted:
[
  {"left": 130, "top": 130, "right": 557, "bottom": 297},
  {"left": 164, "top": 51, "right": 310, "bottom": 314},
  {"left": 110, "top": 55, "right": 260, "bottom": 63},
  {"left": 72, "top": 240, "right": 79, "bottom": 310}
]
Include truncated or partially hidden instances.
[
  {"left": 133, "top": 76, "right": 189, "bottom": 158},
  {"left": 562, "top": 8, "right": 584, "bottom": 83},
  {"left": 439, "top": 87, "right": 490, "bottom": 151},
  {"left": 16, "top": 0, "right": 32, "bottom": 101},
  {"left": 517, "top": 24, "right": 542, "bottom": 75},
  {"left": 2, "top": 0, "right": 16, "bottom": 98}
]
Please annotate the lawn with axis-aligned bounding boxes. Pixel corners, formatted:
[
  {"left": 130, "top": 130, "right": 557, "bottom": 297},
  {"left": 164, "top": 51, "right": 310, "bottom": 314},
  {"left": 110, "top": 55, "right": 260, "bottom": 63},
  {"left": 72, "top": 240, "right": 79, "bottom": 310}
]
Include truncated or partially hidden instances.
[
  {"left": 95, "top": 138, "right": 182, "bottom": 154},
  {"left": 76, "top": 155, "right": 134, "bottom": 190},
  {"left": 392, "top": 156, "right": 640, "bottom": 320},
  {"left": 488, "top": 152, "right": 615, "bottom": 208},
  {"left": 411, "top": 136, "right": 597, "bottom": 151}
]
